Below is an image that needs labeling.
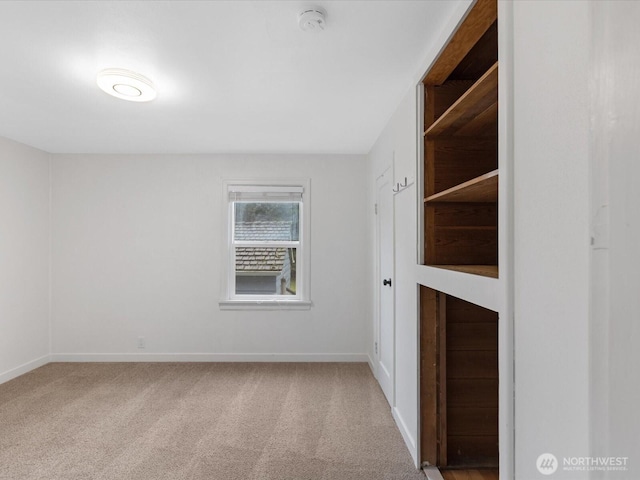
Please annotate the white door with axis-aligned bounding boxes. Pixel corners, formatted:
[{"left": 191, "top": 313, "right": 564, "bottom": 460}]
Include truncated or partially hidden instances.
[{"left": 376, "top": 167, "right": 394, "bottom": 406}]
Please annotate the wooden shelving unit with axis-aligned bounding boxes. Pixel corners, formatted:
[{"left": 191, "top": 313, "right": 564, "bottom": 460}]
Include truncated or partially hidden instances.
[
  {"left": 419, "top": 0, "right": 500, "bottom": 475},
  {"left": 422, "top": 0, "right": 499, "bottom": 279}
]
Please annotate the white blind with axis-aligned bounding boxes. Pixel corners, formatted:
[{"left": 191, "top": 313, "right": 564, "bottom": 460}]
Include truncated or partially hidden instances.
[{"left": 228, "top": 185, "right": 304, "bottom": 202}]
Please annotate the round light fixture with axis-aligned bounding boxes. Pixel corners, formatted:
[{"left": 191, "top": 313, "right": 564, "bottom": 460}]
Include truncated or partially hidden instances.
[
  {"left": 298, "top": 7, "right": 326, "bottom": 32},
  {"left": 96, "top": 68, "right": 156, "bottom": 102}
]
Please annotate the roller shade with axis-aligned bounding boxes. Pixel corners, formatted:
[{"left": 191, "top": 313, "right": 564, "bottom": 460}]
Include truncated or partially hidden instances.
[{"left": 228, "top": 185, "right": 304, "bottom": 202}]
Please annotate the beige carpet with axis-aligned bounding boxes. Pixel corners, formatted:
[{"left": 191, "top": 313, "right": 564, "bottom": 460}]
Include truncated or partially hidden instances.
[{"left": 0, "top": 362, "right": 425, "bottom": 480}]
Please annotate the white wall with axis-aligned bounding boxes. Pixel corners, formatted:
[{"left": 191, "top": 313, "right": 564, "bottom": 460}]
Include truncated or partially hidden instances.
[
  {"left": 367, "top": 2, "right": 597, "bottom": 477},
  {"left": 368, "top": 88, "right": 419, "bottom": 460},
  {"left": 50, "top": 154, "right": 370, "bottom": 360},
  {"left": 513, "top": 1, "right": 591, "bottom": 478},
  {"left": 0, "top": 136, "right": 50, "bottom": 382},
  {"left": 590, "top": 2, "right": 640, "bottom": 478}
]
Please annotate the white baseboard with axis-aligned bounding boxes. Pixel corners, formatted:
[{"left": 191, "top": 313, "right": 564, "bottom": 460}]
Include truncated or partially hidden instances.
[
  {"left": 50, "top": 353, "right": 370, "bottom": 363},
  {"left": 0, "top": 355, "right": 50, "bottom": 385},
  {"left": 367, "top": 353, "right": 376, "bottom": 376},
  {"left": 392, "top": 406, "right": 418, "bottom": 468},
  {"left": 2, "top": 352, "right": 370, "bottom": 383}
]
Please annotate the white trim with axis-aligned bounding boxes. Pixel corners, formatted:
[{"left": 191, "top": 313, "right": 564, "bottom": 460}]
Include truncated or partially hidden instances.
[
  {"left": 416, "top": 83, "right": 425, "bottom": 266},
  {"left": 497, "top": 2, "right": 516, "bottom": 479},
  {"left": 378, "top": 360, "right": 392, "bottom": 382},
  {"left": 0, "top": 353, "right": 372, "bottom": 383},
  {"left": 422, "top": 467, "right": 445, "bottom": 480},
  {"left": 0, "top": 355, "right": 50, "bottom": 385},
  {"left": 415, "top": 264, "right": 500, "bottom": 312},
  {"left": 50, "top": 353, "right": 369, "bottom": 363},
  {"left": 367, "top": 353, "right": 376, "bottom": 376},
  {"left": 219, "top": 299, "right": 312, "bottom": 310},
  {"left": 48, "top": 153, "right": 53, "bottom": 357},
  {"left": 392, "top": 406, "right": 418, "bottom": 467}
]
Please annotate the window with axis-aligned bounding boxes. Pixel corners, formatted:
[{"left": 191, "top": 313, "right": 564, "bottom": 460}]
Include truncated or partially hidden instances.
[{"left": 220, "top": 181, "right": 311, "bottom": 309}]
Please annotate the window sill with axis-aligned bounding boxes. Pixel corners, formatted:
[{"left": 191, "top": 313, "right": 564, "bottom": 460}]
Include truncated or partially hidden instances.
[{"left": 219, "top": 299, "right": 313, "bottom": 311}]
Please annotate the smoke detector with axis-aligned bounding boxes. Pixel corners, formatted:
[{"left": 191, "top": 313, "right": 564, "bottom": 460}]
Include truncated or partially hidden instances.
[{"left": 298, "top": 7, "right": 326, "bottom": 32}]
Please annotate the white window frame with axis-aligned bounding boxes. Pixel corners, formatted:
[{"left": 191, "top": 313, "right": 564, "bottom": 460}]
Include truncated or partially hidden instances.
[{"left": 219, "top": 179, "right": 312, "bottom": 310}]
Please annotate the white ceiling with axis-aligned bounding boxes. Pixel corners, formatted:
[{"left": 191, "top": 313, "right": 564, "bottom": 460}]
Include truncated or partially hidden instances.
[{"left": 0, "top": 1, "right": 463, "bottom": 154}]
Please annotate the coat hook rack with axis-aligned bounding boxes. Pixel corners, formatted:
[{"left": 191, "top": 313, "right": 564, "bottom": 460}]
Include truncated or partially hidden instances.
[{"left": 392, "top": 176, "right": 414, "bottom": 195}]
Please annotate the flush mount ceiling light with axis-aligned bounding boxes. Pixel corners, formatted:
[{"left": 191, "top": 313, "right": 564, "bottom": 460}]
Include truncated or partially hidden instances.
[
  {"left": 96, "top": 68, "right": 156, "bottom": 102},
  {"left": 298, "top": 7, "right": 326, "bottom": 32}
]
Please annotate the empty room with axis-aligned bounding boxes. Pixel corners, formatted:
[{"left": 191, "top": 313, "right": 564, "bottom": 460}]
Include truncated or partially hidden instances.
[{"left": 1, "top": 1, "right": 639, "bottom": 479}]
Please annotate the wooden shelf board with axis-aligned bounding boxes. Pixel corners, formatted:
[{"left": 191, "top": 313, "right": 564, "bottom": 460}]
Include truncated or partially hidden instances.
[
  {"left": 425, "top": 170, "right": 498, "bottom": 203},
  {"left": 425, "top": 62, "right": 498, "bottom": 137},
  {"left": 423, "top": 0, "right": 497, "bottom": 86},
  {"left": 455, "top": 102, "right": 498, "bottom": 137},
  {"left": 430, "top": 265, "right": 498, "bottom": 279}
]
